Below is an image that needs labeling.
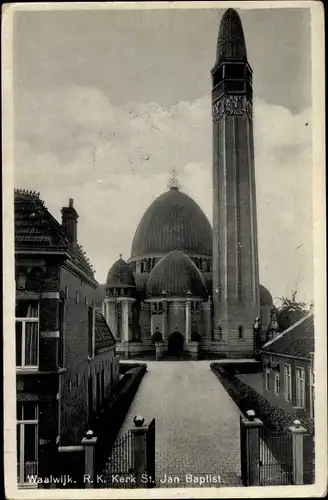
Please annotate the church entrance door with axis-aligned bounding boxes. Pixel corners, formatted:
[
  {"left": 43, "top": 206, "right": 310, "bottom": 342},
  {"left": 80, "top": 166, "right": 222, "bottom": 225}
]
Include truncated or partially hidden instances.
[{"left": 167, "top": 332, "right": 184, "bottom": 358}]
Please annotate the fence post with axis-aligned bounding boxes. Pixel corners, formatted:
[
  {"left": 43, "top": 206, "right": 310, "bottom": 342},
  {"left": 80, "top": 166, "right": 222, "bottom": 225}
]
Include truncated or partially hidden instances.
[
  {"left": 240, "top": 409, "right": 263, "bottom": 486},
  {"left": 130, "top": 416, "right": 148, "bottom": 487},
  {"left": 81, "top": 430, "right": 97, "bottom": 488},
  {"left": 289, "top": 419, "right": 307, "bottom": 485}
]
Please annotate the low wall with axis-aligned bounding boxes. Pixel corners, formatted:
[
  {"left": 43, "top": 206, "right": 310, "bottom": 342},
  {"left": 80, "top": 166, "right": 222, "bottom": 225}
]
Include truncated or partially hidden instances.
[
  {"left": 92, "top": 364, "right": 147, "bottom": 474},
  {"left": 211, "top": 363, "right": 315, "bottom": 484},
  {"left": 119, "top": 361, "right": 148, "bottom": 374},
  {"left": 211, "top": 361, "right": 261, "bottom": 374}
]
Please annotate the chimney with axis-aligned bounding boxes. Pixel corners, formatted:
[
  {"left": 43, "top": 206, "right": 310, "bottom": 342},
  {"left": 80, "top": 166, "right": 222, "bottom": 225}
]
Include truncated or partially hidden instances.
[{"left": 61, "top": 198, "right": 79, "bottom": 254}]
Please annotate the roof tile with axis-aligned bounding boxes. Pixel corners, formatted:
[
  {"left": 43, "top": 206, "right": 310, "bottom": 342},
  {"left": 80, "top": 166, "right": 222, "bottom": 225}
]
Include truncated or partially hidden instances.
[{"left": 261, "top": 313, "right": 314, "bottom": 359}]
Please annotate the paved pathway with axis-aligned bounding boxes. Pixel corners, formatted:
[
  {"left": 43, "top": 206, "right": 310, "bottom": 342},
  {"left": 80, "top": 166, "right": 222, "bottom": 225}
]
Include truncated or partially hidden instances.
[{"left": 115, "top": 361, "right": 243, "bottom": 488}]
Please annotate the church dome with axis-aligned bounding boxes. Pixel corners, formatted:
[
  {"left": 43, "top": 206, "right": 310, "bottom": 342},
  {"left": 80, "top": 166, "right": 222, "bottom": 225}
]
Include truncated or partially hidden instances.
[
  {"left": 131, "top": 186, "right": 212, "bottom": 258},
  {"left": 216, "top": 9, "right": 247, "bottom": 62},
  {"left": 260, "top": 284, "right": 273, "bottom": 306},
  {"left": 146, "top": 250, "right": 208, "bottom": 299},
  {"left": 106, "top": 258, "right": 135, "bottom": 287}
]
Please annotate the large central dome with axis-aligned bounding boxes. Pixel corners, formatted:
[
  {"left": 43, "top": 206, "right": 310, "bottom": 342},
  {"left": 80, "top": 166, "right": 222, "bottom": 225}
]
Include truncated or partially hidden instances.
[{"left": 130, "top": 186, "right": 212, "bottom": 258}]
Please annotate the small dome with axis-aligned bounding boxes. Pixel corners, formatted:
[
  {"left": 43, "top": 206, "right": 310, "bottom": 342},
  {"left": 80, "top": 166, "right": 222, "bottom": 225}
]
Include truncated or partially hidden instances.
[
  {"left": 216, "top": 9, "right": 247, "bottom": 62},
  {"left": 131, "top": 186, "right": 212, "bottom": 258},
  {"left": 260, "top": 284, "right": 273, "bottom": 306},
  {"left": 106, "top": 258, "right": 135, "bottom": 287},
  {"left": 146, "top": 250, "right": 208, "bottom": 299}
]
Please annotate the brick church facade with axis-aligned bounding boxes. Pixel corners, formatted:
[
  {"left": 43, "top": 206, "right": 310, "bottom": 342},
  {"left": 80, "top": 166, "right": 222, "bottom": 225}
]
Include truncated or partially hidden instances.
[{"left": 98, "top": 9, "right": 274, "bottom": 360}]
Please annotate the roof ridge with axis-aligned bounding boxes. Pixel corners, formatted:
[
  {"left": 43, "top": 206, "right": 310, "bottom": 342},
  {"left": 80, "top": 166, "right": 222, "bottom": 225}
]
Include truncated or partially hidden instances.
[
  {"left": 15, "top": 188, "right": 41, "bottom": 200},
  {"left": 262, "top": 311, "right": 313, "bottom": 350}
]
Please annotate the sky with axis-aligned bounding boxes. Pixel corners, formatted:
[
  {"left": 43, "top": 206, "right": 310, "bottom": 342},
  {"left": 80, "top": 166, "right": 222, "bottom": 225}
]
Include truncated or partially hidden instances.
[{"left": 13, "top": 5, "right": 313, "bottom": 305}]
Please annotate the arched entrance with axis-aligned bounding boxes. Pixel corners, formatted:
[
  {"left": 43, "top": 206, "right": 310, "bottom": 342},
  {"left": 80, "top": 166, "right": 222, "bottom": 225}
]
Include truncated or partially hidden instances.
[{"left": 167, "top": 331, "right": 184, "bottom": 357}]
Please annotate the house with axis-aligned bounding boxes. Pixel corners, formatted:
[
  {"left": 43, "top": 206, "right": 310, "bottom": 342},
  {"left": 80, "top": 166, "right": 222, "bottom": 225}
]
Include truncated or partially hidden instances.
[
  {"left": 15, "top": 190, "right": 119, "bottom": 486},
  {"left": 260, "top": 312, "right": 314, "bottom": 420}
]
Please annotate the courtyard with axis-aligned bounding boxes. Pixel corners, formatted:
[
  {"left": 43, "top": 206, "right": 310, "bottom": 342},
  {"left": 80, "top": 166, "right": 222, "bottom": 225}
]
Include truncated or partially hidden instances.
[{"left": 115, "top": 361, "right": 243, "bottom": 487}]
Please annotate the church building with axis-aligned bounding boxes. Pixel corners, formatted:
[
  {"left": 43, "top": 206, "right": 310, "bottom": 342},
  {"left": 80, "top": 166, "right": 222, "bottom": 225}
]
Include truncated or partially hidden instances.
[{"left": 100, "top": 9, "right": 273, "bottom": 359}]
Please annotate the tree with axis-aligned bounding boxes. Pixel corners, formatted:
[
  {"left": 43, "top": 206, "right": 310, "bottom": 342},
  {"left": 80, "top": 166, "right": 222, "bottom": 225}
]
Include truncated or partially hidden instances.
[{"left": 274, "top": 289, "right": 309, "bottom": 331}]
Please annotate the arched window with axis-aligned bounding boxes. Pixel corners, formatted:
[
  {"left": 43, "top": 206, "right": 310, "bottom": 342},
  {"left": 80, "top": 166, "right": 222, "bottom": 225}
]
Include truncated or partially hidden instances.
[
  {"left": 140, "top": 261, "right": 144, "bottom": 273},
  {"left": 238, "top": 325, "right": 243, "bottom": 340},
  {"left": 218, "top": 326, "right": 222, "bottom": 339}
]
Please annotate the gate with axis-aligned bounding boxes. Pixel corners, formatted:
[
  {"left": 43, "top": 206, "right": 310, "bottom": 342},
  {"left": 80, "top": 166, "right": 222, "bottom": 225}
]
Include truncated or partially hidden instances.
[
  {"left": 259, "top": 426, "right": 293, "bottom": 485},
  {"left": 101, "top": 430, "right": 136, "bottom": 489},
  {"left": 146, "top": 418, "right": 156, "bottom": 488}
]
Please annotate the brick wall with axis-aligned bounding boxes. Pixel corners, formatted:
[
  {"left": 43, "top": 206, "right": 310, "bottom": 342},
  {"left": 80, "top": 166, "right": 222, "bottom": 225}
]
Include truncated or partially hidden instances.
[
  {"left": 59, "top": 348, "right": 118, "bottom": 446},
  {"left": 58, "top": 262, "right": 119, "bottom": 446},
  {"left": 60, "top": 266, "right": 96, "bottom": 369}
]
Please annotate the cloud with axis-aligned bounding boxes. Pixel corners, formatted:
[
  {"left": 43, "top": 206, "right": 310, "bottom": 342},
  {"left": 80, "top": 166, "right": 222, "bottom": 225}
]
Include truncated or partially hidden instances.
[{"left": 14, "top": 85, "right": 313, "bottom": 304}]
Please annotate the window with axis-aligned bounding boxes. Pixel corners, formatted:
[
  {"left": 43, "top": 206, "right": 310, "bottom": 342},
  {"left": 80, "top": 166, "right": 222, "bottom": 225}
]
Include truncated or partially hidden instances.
[
  {"left": 76, "top": 291, "right": 80, "bottom": 305},
  {"left": 64, "top": 286, "right": 68, "bottom": 299},
  {"left": 17, "top": 402, "right": 38, "bottom": 484},
  {"left": 238, "top": 325, "right": 243, "bottom": 340},
  {"left": 284, "top": 364, "right": 292, "bottom": 402},
  {"left": 58, "top": 299, "right": 64, "bottom": 367},
  {"left": 75, "top": 373, "right": 82, "bottom": 387},
  {"left": 296, "top": 367, "right": 305, "bottom": 408},
  {"left": 225, "top": 63, "right": 246, "bottom": 79},
  {"left": 15, "top": 301, "right": 39, "bottom": 369},
  {"left": 84, "top": 297, "right": 88, "bottom": 308},
  {"left": 274, "top": 372, "right": 280, "bottom": 395},
  {"left": 309, "top": 368, "right": 315, "bottom": 418},
  {"left": 265, "top": 368, "right": 271, "bottom": 391}
]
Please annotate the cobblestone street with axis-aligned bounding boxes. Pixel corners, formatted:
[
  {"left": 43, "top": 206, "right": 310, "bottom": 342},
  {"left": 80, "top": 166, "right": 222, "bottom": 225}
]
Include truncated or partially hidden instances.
[{"left": 117, "top": 361, "right": 243, "bottom": 487}]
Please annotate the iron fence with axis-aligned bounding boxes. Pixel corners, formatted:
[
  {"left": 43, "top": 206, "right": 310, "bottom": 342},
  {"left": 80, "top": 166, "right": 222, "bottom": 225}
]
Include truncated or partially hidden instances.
[
  {"left": 101, "top": 430, "right": 136, "bottom": 489},
  {"left": 259, "top": 426, "right": 293, "bottom": 485}
]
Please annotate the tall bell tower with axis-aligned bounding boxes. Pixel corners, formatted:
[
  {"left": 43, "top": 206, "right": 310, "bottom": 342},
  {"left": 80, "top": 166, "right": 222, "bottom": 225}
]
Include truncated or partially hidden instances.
[{"left": 212, "top": 9, "right": 260, "bottom": 357}]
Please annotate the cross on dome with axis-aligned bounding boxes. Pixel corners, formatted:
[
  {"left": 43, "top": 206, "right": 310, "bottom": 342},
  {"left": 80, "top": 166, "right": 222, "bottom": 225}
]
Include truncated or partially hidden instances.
[{"left": 167, "top": 169, "right": 181, "bottom": 191}]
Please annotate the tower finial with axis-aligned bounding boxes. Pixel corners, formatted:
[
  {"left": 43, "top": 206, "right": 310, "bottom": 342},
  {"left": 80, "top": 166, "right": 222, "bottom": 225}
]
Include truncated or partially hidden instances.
[
  {"left": 167, "top": 169, "right": 181, "bottom": 191},
  {"left": 119, "top": 253, "right": 123, "bottom": 259}
]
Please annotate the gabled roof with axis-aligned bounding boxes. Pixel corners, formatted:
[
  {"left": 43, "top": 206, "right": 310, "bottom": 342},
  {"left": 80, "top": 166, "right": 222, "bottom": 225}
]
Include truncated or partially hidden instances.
[
  {"left": 15, "top": 189, "right": 95, "bottom": 280},
  {"left": 95, "top": 311, "right": 116, "bottom": 351},
  {"left": 261, "top": 313, "right": 314, "bottom": 360},
  {"left": 15, "top": 189, "right": 68, "bottom": 250}
]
